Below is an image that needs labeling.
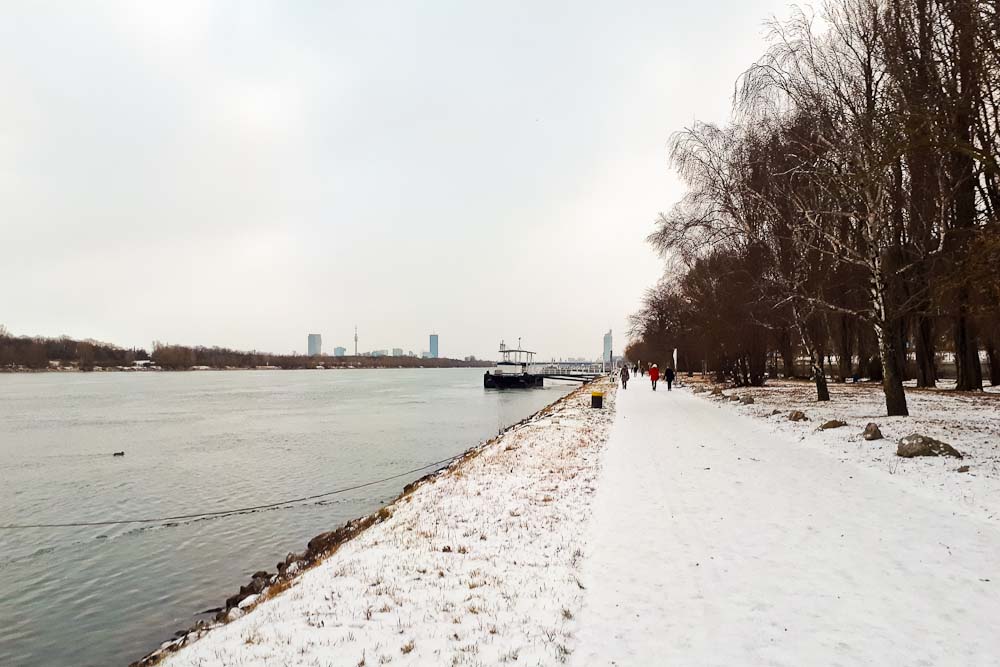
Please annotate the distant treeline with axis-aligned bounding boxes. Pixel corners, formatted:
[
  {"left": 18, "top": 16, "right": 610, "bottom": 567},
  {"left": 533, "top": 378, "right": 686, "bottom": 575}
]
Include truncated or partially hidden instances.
[
  {"left": 0, "top": 327, "right": 147, "bottom": 370},
  {"left": 149, "top": 342, "right": 491, "bottom": 370},
  {"left": 0, "top": 327, "right": 491, "bottom": 371}
]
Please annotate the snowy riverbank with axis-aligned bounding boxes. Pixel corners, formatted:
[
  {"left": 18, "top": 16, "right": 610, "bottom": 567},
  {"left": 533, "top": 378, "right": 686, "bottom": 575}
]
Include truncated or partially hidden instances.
[
  {"left": 144, "top": 379, "right": 616, "bottom": 666},
  {"left": 138, "top": 374, "right": 1000, "bottom": 666}
]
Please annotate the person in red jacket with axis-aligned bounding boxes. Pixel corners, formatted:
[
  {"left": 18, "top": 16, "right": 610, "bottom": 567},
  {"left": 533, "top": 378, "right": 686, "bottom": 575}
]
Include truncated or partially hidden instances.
[{"left": 649, "top": 363, "right": 660, "bottom": 391}]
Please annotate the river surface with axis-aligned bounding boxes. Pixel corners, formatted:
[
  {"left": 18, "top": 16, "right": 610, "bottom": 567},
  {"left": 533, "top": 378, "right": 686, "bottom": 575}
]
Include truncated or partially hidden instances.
[{"left": 0, "top": 368, "right": 573, "bottom": 666}]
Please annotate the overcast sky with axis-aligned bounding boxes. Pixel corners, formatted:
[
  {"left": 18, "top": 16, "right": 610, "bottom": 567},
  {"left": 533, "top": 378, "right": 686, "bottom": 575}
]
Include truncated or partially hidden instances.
[{"left": 1, "top": 0, "right": 791, "bottom": 360}]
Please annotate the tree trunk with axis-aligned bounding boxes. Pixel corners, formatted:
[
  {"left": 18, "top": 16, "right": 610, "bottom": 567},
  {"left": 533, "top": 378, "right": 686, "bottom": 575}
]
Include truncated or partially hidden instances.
[
  {"left": 913, "top": 314, "right": 936, "bottom": 387},
  {"left": 868, "top": 355, "right": 884, "bottom": 381},
  {"left": 953, "top": 305, "right": 983, "bottom": 390},
  {"left": 892, "top": 317, "right": 910, "bottom": 381},
  {"left": 779, "top": 329, "right": 796, "bottom": 379},
  {"left": 871, "top": 251, "right": 908, "bottom": 415},
  {"left": 794, "top": 304, "right": 829, "bottom": 401},
  {"left": 782, "top": 348, "right": 797, "bottom": 378},
  {"left": 986, "top": 339, "right": 1000, "bottom": 387},
  {"left": 876, "top": 324, "right": 909, "bottom": 416},
  {"left": 715, "top": 353, "right": 728, "bottom": 384},
  {"left": 836, "top": 314, "right": 854, "bottom": 382},
  {"left": 812, "top": 357, "right": 830, "bottom": 401},
  {"left": 855, "top": 325, "right": 869, "bottom": 379},
  {"left": 947, "top": 3, "right": 981, "bottom": 392}
]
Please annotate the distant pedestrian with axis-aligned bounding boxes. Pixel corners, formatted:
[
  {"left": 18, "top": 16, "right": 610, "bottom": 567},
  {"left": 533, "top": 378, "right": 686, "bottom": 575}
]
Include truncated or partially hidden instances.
[
  {"left": 665, "top": 366, "right": 675, "bottom": 391},
  {"left": 649, "top": 363, "right": 659, "bottom": 391},
  {"left": 620, "top": 365, "right": 630, "bottom": 389}
]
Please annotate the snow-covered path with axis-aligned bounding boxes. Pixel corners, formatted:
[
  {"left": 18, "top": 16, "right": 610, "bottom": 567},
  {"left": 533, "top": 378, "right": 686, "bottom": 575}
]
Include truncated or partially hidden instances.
[{"left": 574, "top": 384, "right": 1000, "bottom": 666}]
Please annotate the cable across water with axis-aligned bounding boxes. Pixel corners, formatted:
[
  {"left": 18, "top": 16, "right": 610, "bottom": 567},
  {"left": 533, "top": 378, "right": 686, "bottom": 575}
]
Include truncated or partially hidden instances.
[{"left": 0, "top": 454, "right": 461, "bottom": 530}]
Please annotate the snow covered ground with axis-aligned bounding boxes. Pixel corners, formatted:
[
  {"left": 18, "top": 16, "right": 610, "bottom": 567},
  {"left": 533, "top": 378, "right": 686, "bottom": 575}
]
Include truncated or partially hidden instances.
[
  {"left": 158, "top": 379, "right": 616, "bottom": 667},
  {"left": 691, "top": 378, "right": 1000, "bottom": 522},
  {"left": 155, "top": 374, "right": 999, "bottom": 666},
  {"left": 573, "top": 382, "right": 1000, "bottom": 666}
]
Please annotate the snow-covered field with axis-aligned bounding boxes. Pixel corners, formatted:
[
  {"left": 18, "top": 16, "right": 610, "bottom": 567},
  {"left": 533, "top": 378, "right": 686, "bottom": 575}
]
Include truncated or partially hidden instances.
[
  {"left": 158, "top": 379, "right": 616, "bottom": 667},
  {"left": 690, "top": 378, "right": 1000, "bottom": 522}
]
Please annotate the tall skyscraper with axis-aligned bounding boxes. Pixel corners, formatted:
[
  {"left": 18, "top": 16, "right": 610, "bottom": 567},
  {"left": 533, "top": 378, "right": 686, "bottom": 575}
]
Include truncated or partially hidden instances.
[
  {"left": 308, "top": 333, "right": 322, "bottom": 357},
  {"left": 429, "top": 334, "right": 439, "bottom": 359},
  {"left": 603, "top": 330, "right": 612, "bottom": 363}
]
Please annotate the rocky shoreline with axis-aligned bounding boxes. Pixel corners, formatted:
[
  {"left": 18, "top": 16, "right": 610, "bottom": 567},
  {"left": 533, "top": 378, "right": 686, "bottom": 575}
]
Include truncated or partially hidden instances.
[{"left": 131, "top": 379, "right": 607, "bottom": 666}]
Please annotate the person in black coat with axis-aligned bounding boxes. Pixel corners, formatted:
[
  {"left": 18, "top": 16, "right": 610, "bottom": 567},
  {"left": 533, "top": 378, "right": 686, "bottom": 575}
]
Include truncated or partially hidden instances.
[
  {"left": 664, "top": 366, "right": 676, "bottom": 391},
  {"left": 620, "top": 365, "right": 630, "bottom": 389}
]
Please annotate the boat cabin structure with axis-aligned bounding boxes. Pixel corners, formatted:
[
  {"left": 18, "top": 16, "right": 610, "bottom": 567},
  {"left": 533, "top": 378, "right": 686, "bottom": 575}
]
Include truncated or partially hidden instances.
[
  {"left": 483, "top": 341, "right": 544, "bottom": 389},
  {"left": 483, "top": 340, "right": 604, "bottom": 389}
]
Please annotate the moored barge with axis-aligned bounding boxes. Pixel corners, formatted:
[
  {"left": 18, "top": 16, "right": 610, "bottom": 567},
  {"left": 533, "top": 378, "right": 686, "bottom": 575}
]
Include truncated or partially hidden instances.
[{"left": 483, "top": 341, "right": 544, "bottom": 389}]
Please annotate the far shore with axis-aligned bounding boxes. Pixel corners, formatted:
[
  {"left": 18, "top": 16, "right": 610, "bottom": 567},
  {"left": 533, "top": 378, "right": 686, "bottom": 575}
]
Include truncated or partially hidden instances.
[{"left": 0, "top": 361, "right": 495, "bottom": 374}]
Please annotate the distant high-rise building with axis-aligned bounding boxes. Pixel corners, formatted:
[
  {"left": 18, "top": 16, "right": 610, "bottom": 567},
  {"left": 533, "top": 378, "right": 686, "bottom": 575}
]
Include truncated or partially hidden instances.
[
  {"left": 429, "top": 334, "right": 439, "bottom": 359},
  {"left": 334, "top": 346, "right": 346, "bottom": 357},
  {"left": 308, "top": 333, "right": 322, "bottom": 357},
  {"left": 603, "top": 330, "right": 612, "bottom": 364},
  {"left": 392, "top": 348, "right": 404, "bottom": 357}
]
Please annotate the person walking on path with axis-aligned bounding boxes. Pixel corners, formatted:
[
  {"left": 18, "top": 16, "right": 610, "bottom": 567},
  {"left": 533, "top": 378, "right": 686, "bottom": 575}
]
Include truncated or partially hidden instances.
[
  {"left": 649, "top": 364, "right": 659, "bottom": 391},
  {"left": 665, "top": 366, "right": 675, "bottom": 391},
  {"left": 620, "top": 365, "right": 630, "bottom": 390}
]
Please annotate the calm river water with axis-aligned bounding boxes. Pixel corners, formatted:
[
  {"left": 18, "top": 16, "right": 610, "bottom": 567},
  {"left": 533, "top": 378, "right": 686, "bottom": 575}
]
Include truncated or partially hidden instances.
[{"left": 0, "top": 368, "right": 572, "bottom": 666}]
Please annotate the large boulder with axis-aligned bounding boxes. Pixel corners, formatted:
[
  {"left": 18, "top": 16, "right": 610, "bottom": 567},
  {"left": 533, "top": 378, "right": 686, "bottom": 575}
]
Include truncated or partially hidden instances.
[
  {"left": 896, "top": 434, "right": 963, "bottom": 459},
  {"left": 862, "top": 423, "right": 883, "bottom": 441},
  {"left": 788, "top": 410, "right": 808, "bottom": 422},
  {"left": 819, "top": 419, "right": 847, "bottom": 430}
]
